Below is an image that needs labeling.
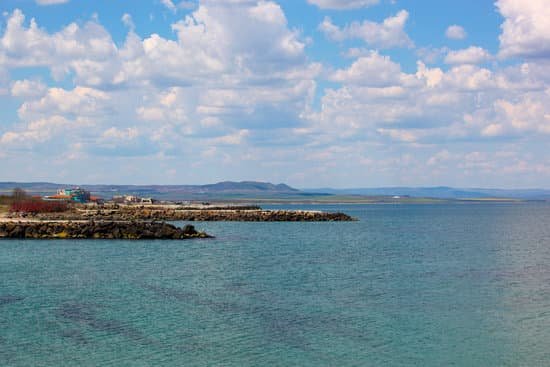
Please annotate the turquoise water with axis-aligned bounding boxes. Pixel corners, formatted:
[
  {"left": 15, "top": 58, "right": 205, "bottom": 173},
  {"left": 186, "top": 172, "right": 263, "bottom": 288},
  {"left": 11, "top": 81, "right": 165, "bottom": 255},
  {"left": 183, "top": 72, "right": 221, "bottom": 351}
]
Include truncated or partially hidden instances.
[{"left": 1, "top": 203, "right": 550, "bottom": 366}]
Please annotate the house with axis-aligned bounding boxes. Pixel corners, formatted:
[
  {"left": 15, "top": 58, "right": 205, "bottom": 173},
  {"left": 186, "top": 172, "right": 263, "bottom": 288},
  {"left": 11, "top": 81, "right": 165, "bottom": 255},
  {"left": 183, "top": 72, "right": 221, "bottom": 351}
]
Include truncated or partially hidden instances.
[
  {"left": 140, "top": 198, "right": 154, "bottom": 204},
  {"left": 45, "top": 187, "right": 91, "bottom": 203}
]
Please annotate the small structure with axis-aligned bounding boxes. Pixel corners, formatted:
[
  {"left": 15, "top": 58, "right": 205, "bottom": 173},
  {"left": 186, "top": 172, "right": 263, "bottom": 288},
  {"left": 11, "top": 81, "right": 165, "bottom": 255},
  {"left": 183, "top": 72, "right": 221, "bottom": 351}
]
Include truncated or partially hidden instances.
[
  {"left": 111, "top": 195, "right": 156, "bottom": 205},
  {"left": 45, "top": 187, "right": 91, "bottom": 203},
  {"left": 140, "top": 197, "right": 154, "bottom": 205},
  {"left": 89, "top": 196, "right": 104, "bottom": 205},
  {"left": 112, "top": 195, "right": 125, "bottom": 204},
  {"left": 124, "top": 195, "right": 140, "bottom": 203}
]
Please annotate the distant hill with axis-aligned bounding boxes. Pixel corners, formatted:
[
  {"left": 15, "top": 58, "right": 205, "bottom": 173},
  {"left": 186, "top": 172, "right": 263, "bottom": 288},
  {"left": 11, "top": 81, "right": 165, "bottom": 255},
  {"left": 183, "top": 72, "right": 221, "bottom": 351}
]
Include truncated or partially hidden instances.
[
  {"left": 303, "top": 186, "right": 550, "bottom": 200},
  {"left": 1, "top": 182, "right": 549, "bottom": 201},
  {"left": 0, "top": 181, "right": 302, "bottom": 200},
  {"left": 197, "top": 181, "right": 298, "bottom": 193}
]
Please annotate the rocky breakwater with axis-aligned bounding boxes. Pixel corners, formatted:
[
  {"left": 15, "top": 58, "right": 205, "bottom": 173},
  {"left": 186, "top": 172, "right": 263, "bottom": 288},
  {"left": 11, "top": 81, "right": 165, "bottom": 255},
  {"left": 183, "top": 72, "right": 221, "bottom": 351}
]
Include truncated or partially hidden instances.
[
  {"left": 161, "top": 209, "right": 356, "bottom": 222},
  {"left": 41, "top": 207, "right": 356, "bottom": 222},
  {"left": 0, "top": 221, "right": 211, "bottom": 240}
]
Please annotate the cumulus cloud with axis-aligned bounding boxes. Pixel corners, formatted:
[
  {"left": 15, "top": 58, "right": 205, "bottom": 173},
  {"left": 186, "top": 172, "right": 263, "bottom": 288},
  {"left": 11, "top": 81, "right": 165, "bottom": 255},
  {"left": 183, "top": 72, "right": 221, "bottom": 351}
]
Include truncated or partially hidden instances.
[
  {"left": 0, "top": 4, "right": 314, "bottom": 88},
  {"left": 2, "top": 2, "right": 550, "bottom": 185},
  {"left": 307, "top": 0, "right": 379, "bottom": 10},
  {"left": 10, "top": 79, "right": 47, "bottom": 98},
  {"left": 444, "top": 46, "right": 491, "bottom": 65},
  {"left": 1, "top": 115, "right": 73, "bottom": 145},
  {"left": 445, "top": 25, "right": 466, "bottom": 40},
  {"left": 497, "top": 0, "right": 550, "bottom": 59},
  {"left": 0, "top": 4, "right": 318, "bottom": 162},
  {"left": 308, "top": 51, "right": 550, "bottom": 153},
  {"left": 480, "top": 97, "right": 550, "bottom": 137},
  {"left": 319, "top": 10, "right": 413, "bottom": 49},
  {"left": 18, "top": 86, "right": 111, "bottom": 121},
  {"left": 0, "top": 9, "right": 117, "bottom": 84},
  {"left": 330, "top": 51, "right": 404, "bottom": 87}
]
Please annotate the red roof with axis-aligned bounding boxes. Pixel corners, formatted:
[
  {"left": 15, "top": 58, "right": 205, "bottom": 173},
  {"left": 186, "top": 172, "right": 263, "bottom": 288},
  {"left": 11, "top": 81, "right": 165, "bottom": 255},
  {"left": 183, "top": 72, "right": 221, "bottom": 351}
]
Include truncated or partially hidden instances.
[{"left": 47, "top": 194, "right": 71, "bottom": 199}]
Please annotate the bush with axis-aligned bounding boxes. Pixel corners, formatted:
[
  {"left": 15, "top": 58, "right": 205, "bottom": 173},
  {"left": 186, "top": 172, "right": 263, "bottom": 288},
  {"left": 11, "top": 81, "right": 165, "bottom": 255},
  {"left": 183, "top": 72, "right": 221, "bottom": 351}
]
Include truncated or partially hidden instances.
[
  {"left": 10, "top": 199, "right": 68, "bottom": 214},
  {"left": 0, "top": 195, "right": 12, "bottom": 205}
]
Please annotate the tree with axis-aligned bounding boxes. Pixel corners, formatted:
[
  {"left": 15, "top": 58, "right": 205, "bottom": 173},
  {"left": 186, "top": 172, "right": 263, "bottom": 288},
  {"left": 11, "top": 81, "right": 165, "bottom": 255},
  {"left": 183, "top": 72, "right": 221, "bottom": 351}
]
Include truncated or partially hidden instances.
[{"left": 12, "top": 188, "right": 28, "bottom": 203}]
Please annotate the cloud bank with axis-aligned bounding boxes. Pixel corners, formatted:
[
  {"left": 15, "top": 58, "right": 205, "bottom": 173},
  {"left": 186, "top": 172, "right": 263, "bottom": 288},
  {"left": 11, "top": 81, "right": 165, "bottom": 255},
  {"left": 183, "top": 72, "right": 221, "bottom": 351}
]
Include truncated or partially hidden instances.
[{"left": 0, "top": 0, "right": 548, "bottom": 187}]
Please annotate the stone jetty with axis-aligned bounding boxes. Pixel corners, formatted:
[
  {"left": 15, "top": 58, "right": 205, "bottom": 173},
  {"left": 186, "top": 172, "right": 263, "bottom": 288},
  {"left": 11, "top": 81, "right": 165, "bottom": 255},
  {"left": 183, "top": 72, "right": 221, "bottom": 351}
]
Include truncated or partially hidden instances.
[
  {"left": 27, "top": 206, "right": 355, "bottom": 222},
  {"left": 0, "top": 221, "right": 211, "bottom": 240}
]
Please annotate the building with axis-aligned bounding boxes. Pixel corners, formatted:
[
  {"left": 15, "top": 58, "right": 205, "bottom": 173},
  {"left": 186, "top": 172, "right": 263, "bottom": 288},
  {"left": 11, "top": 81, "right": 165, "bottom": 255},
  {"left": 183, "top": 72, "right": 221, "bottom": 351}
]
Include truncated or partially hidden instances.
[
  {"left": 125, "top": 195, "right": 142, "bottom": 203},
  {"left": 45, "top": 187, "right": 91, "bottom": 203},
  {"left": 111, "top": 195, "right": 156, "bottom": 205},
  {"left": 140, "top": 197, "right": 154, "bottom": 205}
]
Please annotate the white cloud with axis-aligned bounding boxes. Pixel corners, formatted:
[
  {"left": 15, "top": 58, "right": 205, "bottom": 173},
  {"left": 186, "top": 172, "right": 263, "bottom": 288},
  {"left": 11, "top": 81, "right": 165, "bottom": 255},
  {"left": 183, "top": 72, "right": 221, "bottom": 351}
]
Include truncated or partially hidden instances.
[
  {"left": 213, "top": 129, "right": 250, "bottom": 145},
  {"left": 445, "top": 25, "right": 466, "bottom": 40},
  {"left": 307, "top": 52, "right": 550, "bottom": 152},
  {"left": 35, "top": 0, "right": 70, "bottom": 5},
  {"left": 161, "top": 0, "right": 177, "bottom": 12},
  {"left": 18, "top": 87, "right": 110, "bottom": 121},
  {"left": 319, "top": 10, "right": 413, "bottom": 49},
  {"left": 248, "top": 1, "right": 286, "bottom": 25},
  {"left": 10, "top": 79, "right": 47, "bottom": 98},
  {"left": 481, "top": 97, "right": 550, "bottom": 136},
  {"left": 0, "top": 115, "right": 86, "bottom": 146},
  {"left": 2, "top": 4, "right": 550, "bottom": 186},
  {"left": 101, "top": 127, "right": 139, "bottom": 140},
  {"left": 443, "top": 65, "right": 494, "bottom": 91},
  {"left": 416, "top": 46, "right": 449, "bottom": 64},
  {"left": 307, "top": 0, "right": 379, "bottom": 10},
  {"left": 136, "top": 87, "right": 190, "bottom": 124},
  {"left": 178, "top": 1, "right": 196, "bottom": 10},
  {"left": 497, "top": 0, "right": 550, "bottom": 59},
  {"left": 444, "top": 46, "right": 491, "bottom": 65},
  {"left": 427, "top": 150, "right": 452, "bottom": 166},
  {"left": 0, "top": 9, "right": 117, "bottom": 83},
  {"left": 121, "top": 13, "right": 135, "bottom": 30},
  {"left": 0, "top": 5, "right": 318, "bottom": 161},
  {"left": 330, "top": 51, "right": 403, "bottom": 87},
  {"left": 415, "top": 61, "right": 443, "bottom": 87},
  {"left": 377, "top": 128, "right": 418, "bottom": 142}
]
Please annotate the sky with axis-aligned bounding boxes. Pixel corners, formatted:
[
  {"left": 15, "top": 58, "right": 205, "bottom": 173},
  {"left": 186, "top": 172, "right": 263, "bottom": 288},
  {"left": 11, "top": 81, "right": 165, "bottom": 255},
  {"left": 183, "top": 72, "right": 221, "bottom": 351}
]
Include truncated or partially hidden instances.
[{"left": 0, "top": 0, "right": 549, "bottom": 188}]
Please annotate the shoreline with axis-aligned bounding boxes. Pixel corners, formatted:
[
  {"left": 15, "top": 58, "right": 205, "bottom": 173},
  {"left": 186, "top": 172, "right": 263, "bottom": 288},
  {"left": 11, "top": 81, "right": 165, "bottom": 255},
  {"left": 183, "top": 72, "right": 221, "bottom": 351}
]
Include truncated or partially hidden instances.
[
  {"left": 0, "top": 205, "right": 354, "bottom": 240},
  {"left": 0, "top": 220, "right": 211, "bottom": 240},
  {"left": 8, "top": 205, "right": 356, "bottom": 222}
]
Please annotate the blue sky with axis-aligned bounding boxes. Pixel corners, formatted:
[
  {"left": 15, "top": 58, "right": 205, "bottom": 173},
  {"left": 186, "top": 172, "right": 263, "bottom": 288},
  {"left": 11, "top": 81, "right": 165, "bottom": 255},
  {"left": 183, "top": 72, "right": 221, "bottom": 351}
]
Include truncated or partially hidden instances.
[{"left": 0, "top": 0, "right": 549, "bottom": 188}]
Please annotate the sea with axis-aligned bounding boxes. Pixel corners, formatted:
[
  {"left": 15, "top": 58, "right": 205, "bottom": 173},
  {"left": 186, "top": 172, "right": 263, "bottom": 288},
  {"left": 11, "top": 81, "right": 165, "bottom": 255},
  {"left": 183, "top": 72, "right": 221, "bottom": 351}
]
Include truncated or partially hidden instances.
[{"left": 1, "top": 203, "right": 549, "bottom": 366}]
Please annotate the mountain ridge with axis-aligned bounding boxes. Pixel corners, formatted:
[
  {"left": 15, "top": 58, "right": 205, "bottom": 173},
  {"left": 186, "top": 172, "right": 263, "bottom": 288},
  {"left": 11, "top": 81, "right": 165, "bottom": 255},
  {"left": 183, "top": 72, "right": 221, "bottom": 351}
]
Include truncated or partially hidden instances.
[
  {"left": 1, "top": 182, "right": 549, "bottom": 200},
  {"left": 302, "top": 186, "right": 550, "bottom": 199},
  {"left": 0, "top": 181, "right": 301, "bottom": 200}
]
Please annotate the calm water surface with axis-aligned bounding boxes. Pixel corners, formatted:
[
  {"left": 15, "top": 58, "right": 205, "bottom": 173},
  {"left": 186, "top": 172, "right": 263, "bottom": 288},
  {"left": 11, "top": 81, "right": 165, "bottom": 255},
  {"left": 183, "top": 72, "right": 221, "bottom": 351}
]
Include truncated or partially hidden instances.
[{"left": 1, "top": 203, "right": 550, "bottom": 366}]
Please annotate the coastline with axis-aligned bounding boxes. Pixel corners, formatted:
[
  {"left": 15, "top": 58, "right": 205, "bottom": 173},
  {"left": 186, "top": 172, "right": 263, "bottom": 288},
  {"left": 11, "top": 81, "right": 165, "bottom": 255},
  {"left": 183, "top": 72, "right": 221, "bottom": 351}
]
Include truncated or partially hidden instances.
[
  {"left": 8, "top": 204, "right": 356, "bottom": 222},
  {"left": 0, "top": 205, "right": 354, "bottom": 239},
  {"left": 0, "top": 220, "right": 211, "bottom": 240}
]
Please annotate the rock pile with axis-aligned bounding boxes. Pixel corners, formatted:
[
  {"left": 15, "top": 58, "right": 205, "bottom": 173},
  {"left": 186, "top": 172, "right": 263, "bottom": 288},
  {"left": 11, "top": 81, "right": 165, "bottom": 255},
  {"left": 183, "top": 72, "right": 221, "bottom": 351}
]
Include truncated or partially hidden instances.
[
  {"left": 0, "top": 221, "right": 211, "bottom": 240},
  {"left": 32, "top": 208, "right": 355, "bottom": 222}
]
